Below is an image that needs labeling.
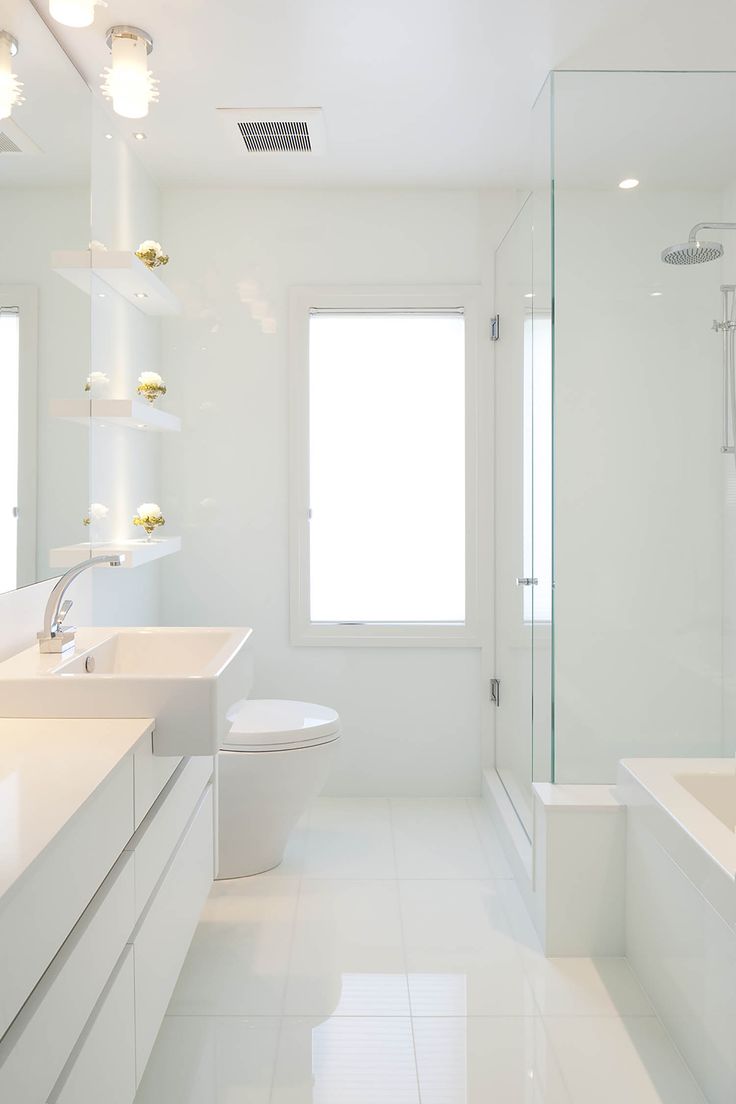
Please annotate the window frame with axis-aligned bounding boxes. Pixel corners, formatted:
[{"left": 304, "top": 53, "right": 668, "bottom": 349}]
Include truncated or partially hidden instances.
[
  {"left": 288, "top": 285, "right": 481, "bottom": 647},
  {"left": 0, "top": 286, "right": 38, "bottom": 590}
]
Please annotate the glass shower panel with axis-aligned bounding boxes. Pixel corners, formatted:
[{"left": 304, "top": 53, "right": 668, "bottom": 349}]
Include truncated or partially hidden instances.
[
  {"left": 531, "top": 75, "right": 554, "bottom": 788},
  {"left": 549, "top": 71, "right": 736, "bottom": 781},
  {"left": 494, "top": 197, "right": 535, "bottom": 835}
]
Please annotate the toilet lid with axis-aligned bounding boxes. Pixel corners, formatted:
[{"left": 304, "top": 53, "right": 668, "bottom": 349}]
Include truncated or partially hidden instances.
[{"left": 222, "top": 699, "right": 341, "bottom": 751}]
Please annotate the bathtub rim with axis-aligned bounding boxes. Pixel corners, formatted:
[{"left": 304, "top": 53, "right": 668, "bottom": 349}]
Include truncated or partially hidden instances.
[{"left": 617, "top": 757, "right": 735, "bottom": 931}]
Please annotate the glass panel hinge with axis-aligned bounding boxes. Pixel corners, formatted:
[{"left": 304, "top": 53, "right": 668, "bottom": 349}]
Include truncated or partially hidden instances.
[
  {"left": 490, "top": 315, "right": 500, "bottom": 341},
  {"left": 489, "top": 677, "right": 500, "bottom": 706}
]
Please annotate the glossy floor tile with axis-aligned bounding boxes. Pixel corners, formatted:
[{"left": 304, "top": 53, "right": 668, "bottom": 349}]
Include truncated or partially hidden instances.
[
  {"left": 390, "top": 799, "right": 493, "bottom": 879},
  {"left": 413, "top": 1017, "right": 572, "bottom": 1104},
  {"left": 400, "top": 878, "right": 536, "bottom": 1015},
  {"left": 271, "top": 1017, "right": 420, "bottom": 1103},
  {"left": 302, "top": 799, "right": 396, "bottom": 879},
  {"left": 135, "top": 1016, "right": 279, "bottom": 1104},
  {"left": 136, "top": 797, "right": 706, "bottom": 1104},
  {"left": 524, "top": 956, "right": 654, "bottom": 1017},
  {"left": 545, "top": 1016, "right": 707, "bottom": 1104},
  {"left": 168, "top": 877, "right": 299, "bottom": 1015},
  {"left": 283, "top": 879, "right": 409, "bottom": 1016}
]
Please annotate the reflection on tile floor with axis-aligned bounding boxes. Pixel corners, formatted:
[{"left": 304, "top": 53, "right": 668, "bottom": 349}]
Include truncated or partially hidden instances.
[{"left": 135, "top": 797, "right": 706, "bottom": 1104}]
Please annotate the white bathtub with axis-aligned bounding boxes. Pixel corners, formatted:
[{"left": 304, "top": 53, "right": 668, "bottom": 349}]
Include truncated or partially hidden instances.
[{"left": 617, "top": 758, "right": 736, "bottom": 1104}]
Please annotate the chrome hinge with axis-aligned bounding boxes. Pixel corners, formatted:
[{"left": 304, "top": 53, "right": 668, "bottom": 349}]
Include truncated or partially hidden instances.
[
  {"left": 490, "top": 314, "right": 500, "bottom": 341},
  {"left": 489, "top": 677, "right": 500, "bottom": 706},
  {"left": 516, "top": 576, "right": 538, "bottom": 587}
]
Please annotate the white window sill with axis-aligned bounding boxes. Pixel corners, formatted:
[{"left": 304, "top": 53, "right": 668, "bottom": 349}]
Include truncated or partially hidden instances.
[{"left": 291, "top": 623, "right": 481, "bottom": 648}]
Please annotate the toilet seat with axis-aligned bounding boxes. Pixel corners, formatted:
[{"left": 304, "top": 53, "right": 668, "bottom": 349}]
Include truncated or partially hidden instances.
[{"left": 221, "top": 699, "right": 341, "bottom": 752}]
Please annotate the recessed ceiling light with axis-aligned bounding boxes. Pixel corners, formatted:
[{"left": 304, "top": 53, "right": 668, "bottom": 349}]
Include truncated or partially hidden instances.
[
  {"left": 618, "top": 178, "right": 639, "bottom": 190},
  {"left": 104, "top": 132, "right": 113, "bottom": 140},
  {"left": 97, "top": 292, "right": 106, "bottom": 298},
  {"left": 133, "top": 131, "right": 147, "bottom": 141},
  {"left": 523, "top": 292, "right": 534, "bottom": 299},
  {"left": 133, "top": 292, "right": 148, "bottom": 299},
  {"left": 650, "top": 291, "right": 663, "bottom": 297}
]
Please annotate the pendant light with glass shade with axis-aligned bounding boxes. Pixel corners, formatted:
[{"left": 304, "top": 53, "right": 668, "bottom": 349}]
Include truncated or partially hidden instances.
[
  {"left": 101, "top": 26, "right": 158, "bottom": 119},
  {"left": 49, "top": 0, "right": 103, "bottom": 29},
  {"left": 0, "top": 31, "right": 24, "bottom": 120}
]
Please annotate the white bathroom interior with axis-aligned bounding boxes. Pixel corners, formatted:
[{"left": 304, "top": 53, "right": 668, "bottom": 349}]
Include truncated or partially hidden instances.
[{"left": 0, "top": 0, "right": 734, "bottom": 1101}]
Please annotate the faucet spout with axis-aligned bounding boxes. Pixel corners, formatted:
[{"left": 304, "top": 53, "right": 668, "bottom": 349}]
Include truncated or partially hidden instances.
[{"left": 39, "top": 553, "right": 124, "bottom": 653}]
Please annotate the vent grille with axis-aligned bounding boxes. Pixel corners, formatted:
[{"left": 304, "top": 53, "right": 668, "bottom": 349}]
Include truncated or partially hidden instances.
[
  {"left": 0, "top": 131, "right": 21, "bottom": 153},
  {"left": 237, "top": 120, "right": 312, "bottom": 152}
]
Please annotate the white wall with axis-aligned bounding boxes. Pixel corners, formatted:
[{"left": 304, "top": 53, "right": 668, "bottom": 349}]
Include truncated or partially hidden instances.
[
  {"left": 553, "top": 188, "right": 725, "bottom": 781},
  {"left": 159, "top": 187, "right": 516, "bottom": 795}
]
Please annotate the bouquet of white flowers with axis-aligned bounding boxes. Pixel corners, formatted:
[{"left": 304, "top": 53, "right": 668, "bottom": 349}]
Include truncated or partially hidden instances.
[
  {"left": 133, "top": 502, "right": 165, "bottom": 541},
  {"left": 137, "top": 371, "right": 167, "bottom": 404},
  {"left": 135, "top": 240, "right": 169, "bottom": 269}
]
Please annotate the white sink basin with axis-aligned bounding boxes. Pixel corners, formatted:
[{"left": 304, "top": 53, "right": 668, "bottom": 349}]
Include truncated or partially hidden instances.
[{"left": 0, "top": 627, "right": 253, "bottom": 756}]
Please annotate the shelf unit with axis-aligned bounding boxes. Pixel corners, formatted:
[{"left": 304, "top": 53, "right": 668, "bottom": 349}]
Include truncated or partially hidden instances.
[
  {"left": 49, "top": 537, "right": 181, "bottom": 570},
  {"left": 51, "top": 251, "right": 180, "bottom": 316},
  {"left": 50, "top": 398, "right": 181, "bottom": 433}
]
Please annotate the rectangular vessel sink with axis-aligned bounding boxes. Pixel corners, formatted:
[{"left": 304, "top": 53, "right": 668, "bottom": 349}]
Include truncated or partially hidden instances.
[{"left": 0, "top": 627, "right": 253, "bottom": 756}]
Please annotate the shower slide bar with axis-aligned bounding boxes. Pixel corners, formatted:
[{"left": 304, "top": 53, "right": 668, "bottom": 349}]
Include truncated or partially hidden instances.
[{"left": 714, "top": 285, "right": 736, "bottom": 463}]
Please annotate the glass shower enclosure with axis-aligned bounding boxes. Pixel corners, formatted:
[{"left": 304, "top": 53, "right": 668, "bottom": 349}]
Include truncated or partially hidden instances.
[{"left": 494, "top": 70, "right": 736, "bottom": 834}]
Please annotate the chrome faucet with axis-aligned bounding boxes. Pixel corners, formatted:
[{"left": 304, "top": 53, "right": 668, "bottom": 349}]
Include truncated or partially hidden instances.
[{"left": 38, "top": 553, "right": 124, "bottom": 653}]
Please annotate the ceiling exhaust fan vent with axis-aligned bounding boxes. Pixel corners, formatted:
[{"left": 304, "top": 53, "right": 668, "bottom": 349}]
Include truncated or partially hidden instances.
[
  {"left": 217, "top": 107, "right": 326, "bottom": 155},
  {"left": 0, "top": 131, "right": 21, "bottom": 153},
  {"left": 238, "top": 120, "right": 311, "bottom": 152},
  {"left": 0, "top": 119, "right": 41, "bottom": 155}
]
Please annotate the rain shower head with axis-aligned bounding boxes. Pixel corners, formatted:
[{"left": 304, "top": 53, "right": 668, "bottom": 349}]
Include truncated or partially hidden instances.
[
  {"left": 661, "top": 240, "right": 724, "bottom": 265},
  {"left": 661, "top": 222, "right": 736, "bottom": 265}
]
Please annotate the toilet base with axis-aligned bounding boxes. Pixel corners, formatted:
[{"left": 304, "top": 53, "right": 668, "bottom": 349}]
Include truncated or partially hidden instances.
[{"left": 216, "top": 738, "right": 338, "bottom": 880}]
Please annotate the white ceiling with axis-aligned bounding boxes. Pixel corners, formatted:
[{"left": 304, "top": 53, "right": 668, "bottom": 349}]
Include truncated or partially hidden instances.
[
  {"left": 0, "top": 0, "right": 89, "bottom": 184},
  {"left": 20, "top": 0, "right": 736, "bottom": 187}
]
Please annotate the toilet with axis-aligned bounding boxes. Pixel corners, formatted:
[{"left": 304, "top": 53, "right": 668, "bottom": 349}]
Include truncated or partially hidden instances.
[{"left": 216, "top": 699, "right": 340, "bottom": 878}]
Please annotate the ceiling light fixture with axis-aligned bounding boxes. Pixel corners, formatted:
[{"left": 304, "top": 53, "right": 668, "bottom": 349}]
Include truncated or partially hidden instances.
[
  {"left": 133, "top": 131, "right": 146, "bottom": 141},
  {"left": 101, "top": 26, "right": 158, "bottom": 120},
  {"left": 618, "top": 178, "right": 639, "bottom": 190},
  {"left": 49, "top": 0, "right": 101, "bottom": 29},
  {"left": 0, "top": 32, "right": 23, "bottom": 121}
]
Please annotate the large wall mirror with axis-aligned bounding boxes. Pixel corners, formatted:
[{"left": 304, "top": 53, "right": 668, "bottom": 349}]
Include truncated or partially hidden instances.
[{"left": 0, "top": 0, "right": 90, "bottom": 595}]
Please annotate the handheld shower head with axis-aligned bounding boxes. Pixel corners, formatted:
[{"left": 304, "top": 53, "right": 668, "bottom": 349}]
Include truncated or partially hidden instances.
[{"left": 662, "top": 221, "right": 736, "bottom": 265}]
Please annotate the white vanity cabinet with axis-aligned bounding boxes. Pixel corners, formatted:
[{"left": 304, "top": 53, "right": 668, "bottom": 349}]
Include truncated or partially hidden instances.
[{"left": 0, "top": 718, "right": 215, "bottom": 1104}]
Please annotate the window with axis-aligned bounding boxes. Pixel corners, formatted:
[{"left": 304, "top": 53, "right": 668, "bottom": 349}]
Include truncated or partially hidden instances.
[
  {"left": 522, "top": 311, "right": 552, "bottom": 623},
  {"left": 0, "top": 307, "right": 20, "bottom": 593},
  {"left": 289, "top": 287, "right": 480, "bottom": 645}
]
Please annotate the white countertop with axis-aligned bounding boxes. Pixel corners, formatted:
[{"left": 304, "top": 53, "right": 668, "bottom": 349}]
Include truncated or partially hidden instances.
[{"left": 0, "top": 717, "right": 154, "bottom": 904}]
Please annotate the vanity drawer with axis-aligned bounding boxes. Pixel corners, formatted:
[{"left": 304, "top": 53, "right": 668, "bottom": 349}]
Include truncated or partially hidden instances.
[
  {"left": 132, "top": 785, "right": 214, "bottom": 1082},
  {"left": 0, "top": 852, "right": 135, "bottom": 1104},
  {"left": 48, "top": 946, "right": 135, "bottom": 1104},
  {"left": 133, "top": 731, "right": 181, "bottom": 828},
  {"left": 128, "top": 754, "right": 214, "bottom": 918},
  {"left": 0, "top": 751, "right": 134, "bottom": 1038}
]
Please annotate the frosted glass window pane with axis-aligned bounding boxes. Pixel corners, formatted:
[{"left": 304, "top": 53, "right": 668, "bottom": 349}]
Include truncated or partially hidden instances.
[
  {"left": 0, "top": 310, "right": 19, "bottom": 593},
  {"left": 309, "top": 312, "right": 465, "bottom": 624},
  {"left": 523, "top": 314, "right": 552, "bottom": 623}
]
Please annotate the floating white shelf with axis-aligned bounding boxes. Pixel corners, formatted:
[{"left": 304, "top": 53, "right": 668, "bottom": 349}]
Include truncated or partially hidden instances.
[
  {"left": 51, "top": 250, "right": 181, "bottom": 316},
  {"left": 50, "top": 398, "right": 181, "bottom": 432},
  {"left": 49, "top": 537, "right": 181, "bottom": 570}
]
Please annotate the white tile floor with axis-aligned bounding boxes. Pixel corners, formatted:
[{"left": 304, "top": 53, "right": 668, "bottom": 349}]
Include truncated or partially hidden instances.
[{"left": 135, "top": 798, "right": 707, "bottom": 1103}]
